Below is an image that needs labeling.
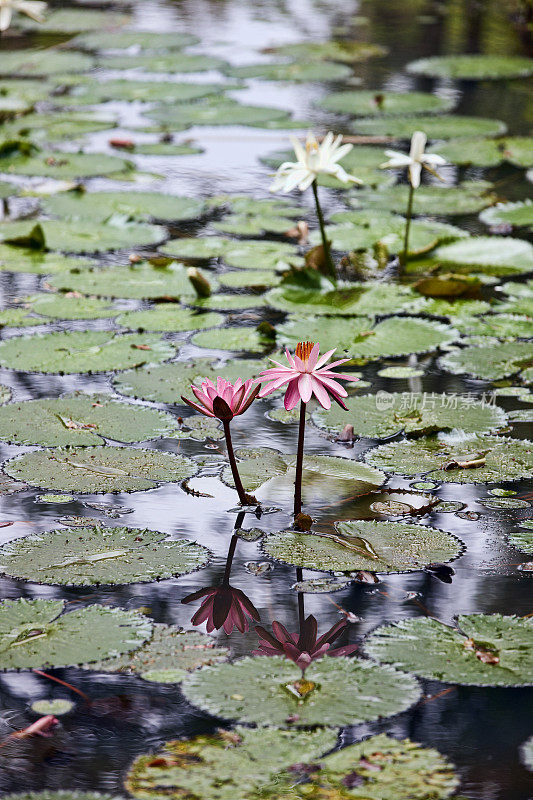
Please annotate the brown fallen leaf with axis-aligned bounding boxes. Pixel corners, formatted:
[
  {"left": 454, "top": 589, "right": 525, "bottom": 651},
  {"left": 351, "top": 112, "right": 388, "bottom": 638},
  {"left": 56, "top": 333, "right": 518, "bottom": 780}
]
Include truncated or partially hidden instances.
[
  {"left": 109, "top": 138, "right": 135, "bottom": 150},
  {"left": 285, "top": 220, "right": 309, "bottom": 244},
  {"left": 132, "top": 344, "right": 152, "bottom": 350}
]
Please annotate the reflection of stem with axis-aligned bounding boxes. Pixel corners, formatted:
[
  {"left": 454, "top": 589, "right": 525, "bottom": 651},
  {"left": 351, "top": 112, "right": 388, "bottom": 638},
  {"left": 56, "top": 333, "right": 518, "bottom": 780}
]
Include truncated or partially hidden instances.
[
  {"left": 311, "top": 179, "right": 336, "bottom": 282},
  {"left": 32, "top": 669, "right": 91, "bottom": 703},
  {"left": 296, "top": 567, "right": 305, "bottom": 629},
  {"left": 293, "top": 401, "right": 307, "bottom": 518},
  {"left": 223, "top": 421, "right": 248, "bottom": 505},
  {"left": 222, "top": 533, "right": 239, "bottom": 585},
  {"left": 400, "top": 183, "right": 415, "bottom": 269}
]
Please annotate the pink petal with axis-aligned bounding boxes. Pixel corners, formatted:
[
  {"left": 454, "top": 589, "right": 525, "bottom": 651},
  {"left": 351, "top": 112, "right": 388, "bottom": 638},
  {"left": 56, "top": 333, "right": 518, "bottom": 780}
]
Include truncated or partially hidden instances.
[
  {"left": 318, "top": 371, "right": 358, "bottom": 383},
  {"left": 315, "top": 375, "right": 349, "bottom": 397},
  {"left": 316, "top": 358, "right": 351, "bottom": 372},
  {"left": 284, "top": 378, "right": 302, "bottom": 410},
  {"left": 259, "top": 375, "right": 293, "bottom": 397},
  {"left": 314, "top": 348, "right": 336, "bottom": 370},
  {"left": 307, "top": 343, "right": 320, "bottom": 370},
  {"left": 298, "top": 373, "right": 313, "bottom": 403},
  {"left": 285, "top": 349, "right": 295, "bottom": 367},
  {"left": 311, "top": 376, "right": 331, "bottom": 409}
]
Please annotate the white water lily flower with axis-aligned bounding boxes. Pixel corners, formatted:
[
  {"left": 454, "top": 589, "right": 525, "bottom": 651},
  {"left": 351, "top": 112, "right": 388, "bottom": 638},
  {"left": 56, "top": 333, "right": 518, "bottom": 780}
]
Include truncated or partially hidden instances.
[
  {"left": 0, "top": 0, "right": 47, "bottom": 31},
  {"left": 380, "top": 130, "right": 446, "bottom": 188},
  {"left": 270, "top": 132, "right": 362, "bottom": 194}
]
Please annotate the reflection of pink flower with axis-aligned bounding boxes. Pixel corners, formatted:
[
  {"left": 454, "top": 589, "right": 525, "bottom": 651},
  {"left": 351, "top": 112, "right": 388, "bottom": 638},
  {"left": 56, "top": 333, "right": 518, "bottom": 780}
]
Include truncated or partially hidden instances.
[
  {"left": 182, "top": 585, "right": 260, "bottom": 635},
  {"left": 257, "top": 341, "right": 357, "bottom": 411},
  {"left": 181, "top": 377, "right": 259, "bottom": 421},
  {"left": 253, "top": 615, "right": 357, "bottom": 672}
]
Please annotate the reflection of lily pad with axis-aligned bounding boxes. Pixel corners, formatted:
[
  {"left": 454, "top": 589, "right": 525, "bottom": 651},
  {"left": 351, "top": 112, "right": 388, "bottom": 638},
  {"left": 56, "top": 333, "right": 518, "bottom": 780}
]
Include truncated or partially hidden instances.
[
  {"left": 126, "top": 726, "right": 337, "bottom": 799},
  {"left": 4, "top": 446, "right": 197, "bottom": 493},
  {"left": 1, "top": 151, "right": 131, "bottom": 179},
  {"left": 0, "top": 219, "right": 164, "bottom": 254},
  {"left": 0, "top": 526, "right": 210, "bottom": 586},
  {"left": 439, "top": 341, "right": 533, "bottom": 380},
  {"left": 0, "top": 331, "right": 176, "bottom": 374},
  {"left": 0, "top": 393, "right": 178, "bottom": 446},
  {"left": 350, "top": 182, "right": 495, "bottom": 215},
  {"left": 43, "top": 191, "right": 204, "bottom": 224},
  {"left": 0, "top": 598, "right": 151, "bottom": 670},
  {"left": 118, "top": 305, "right": 223, "bottom": 333},
  {"left": 262, "top": 520, "right": 462, "bottom": 573},
  {"left": 365, "top": 434, "right": 533, "bottom": 483},
  {"left": 365, "top": 614, "right": 533, "bottom": 686},
  {"left": 353, "top": 114, "right": 506, "bottom": 139},
  {"left": 85, "top": 625, "right": 228, "bottom": 682},
  {"left": 313, "top": 392, "right": 506, "bottom": 438},
  {"left": 407, "top": 54, "right": 533, "bottom": 80},
  {"left": 182, "top": 655, "right": 420, "bottom": 728},
  {"left": 318, "top": 89, "right": 453, "bottom": 116},
  {"left": 0, "top": 51, "right": 94, "bottom": 77}
]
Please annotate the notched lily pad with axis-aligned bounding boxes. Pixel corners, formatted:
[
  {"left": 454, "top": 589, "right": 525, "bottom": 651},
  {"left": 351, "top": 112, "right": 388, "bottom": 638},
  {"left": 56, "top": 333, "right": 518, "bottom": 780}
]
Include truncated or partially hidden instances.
[
  {"left": 364, "top": 614, "right": 533, "bottom": 686},
  {"left": 0, "top": 526, "right": 210, "bottom": 586},
  {"left": 262, "top": 520, "right": 462, "bottom": 574},
  {"left": 3, "top": 446, "right": 197, "bottom": 493},
  {"left": 30, "top": 699, "right": 74, "bottom": 716}
]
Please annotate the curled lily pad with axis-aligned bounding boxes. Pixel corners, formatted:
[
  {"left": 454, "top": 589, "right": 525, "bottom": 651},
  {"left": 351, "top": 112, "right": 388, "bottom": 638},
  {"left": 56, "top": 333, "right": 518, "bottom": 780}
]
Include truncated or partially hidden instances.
[
  {"left": 428, "top": 138, "right": 504, "bottom": 167},
  {"left": 0, "top": 526, "right": 210, "bottom": 586},
  {"left": 0, "top": 51, "right": 94, "bottom": 77},
  {"left": 439, "top": 341, "right": 533, "bottom": 380},
  {"left": 313, "top": 392, "right": 506, "bottom": 439},
  {"left": 0, "top": 393, "right": 179, "bottom": 446},
  {"left": 0, "top": 219, "right": 163, "bottom": 254},
  {"left": 43, "top": 191, "right": 205, "bottom": 224},
  {"left": 118, "top": 306, "right": 223, "bottom": 333},
  {"left": 1, "top": 152, "right": 132, "bottom": 179},
  {"left": 125, "top": 726, "right": 338, "bottom": 800},
  {"left": 0, "top": 598, "right": 151, "bottom": 670},
  {"left": 407, "top": 54, "right": 533, "bottom": 80},
  {"left": 182, "top": 655, "right": 421, "bottom": 728},
  {"left": 364, "top": 614, "right": 533, "bottom": 686},
  {"left": 352, "top": 114, "right": 506, "bottom": 139},
  {"left": 4, "top": 446, "right": 197, "bottom": 493},
  {"left": 365, "top": 434, "right": 533, "bottom": 483},
  {"left": 350, "top": 181, "right": 495, "bottom": 216},
  {"left": 318, "top": 89, "right": 453, "bottom": 116},
  {"left": 30, "top": 699, "right": 74, "bottom": 716},
  {"left": 266, "top": 281, "right": 424, "bottom": 316},
  {"left": 262, "top": 520, "right": 462, "bottom": 573},
  {"left": 0, "top": 331, "right": 176, "bottom": 374},
  {"left": 84, "top": 625, "right": 228, "bottom": 682}
]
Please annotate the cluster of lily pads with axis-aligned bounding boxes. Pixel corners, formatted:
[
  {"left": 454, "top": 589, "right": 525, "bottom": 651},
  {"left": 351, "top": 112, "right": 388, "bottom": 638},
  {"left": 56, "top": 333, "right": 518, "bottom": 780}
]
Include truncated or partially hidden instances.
[{"left": 0, "top": 2, "right": 532, "bottom": 799}]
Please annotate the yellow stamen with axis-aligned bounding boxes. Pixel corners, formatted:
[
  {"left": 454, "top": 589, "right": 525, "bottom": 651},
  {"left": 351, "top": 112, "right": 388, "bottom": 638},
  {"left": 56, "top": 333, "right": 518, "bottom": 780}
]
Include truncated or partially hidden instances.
[{"left": 295, "top": 341, "right": 315, "bottom": 361}]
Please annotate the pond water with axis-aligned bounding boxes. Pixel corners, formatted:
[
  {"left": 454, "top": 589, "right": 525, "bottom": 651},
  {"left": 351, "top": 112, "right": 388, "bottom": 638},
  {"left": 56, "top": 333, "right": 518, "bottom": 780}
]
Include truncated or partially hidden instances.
[{"left": 0, "top": 0, "right": 532, "bottom": 798}]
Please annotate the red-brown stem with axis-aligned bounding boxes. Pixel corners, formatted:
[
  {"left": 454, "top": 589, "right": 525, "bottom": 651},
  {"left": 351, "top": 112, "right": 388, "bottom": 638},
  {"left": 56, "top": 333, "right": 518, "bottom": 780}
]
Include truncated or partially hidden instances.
[
  {"left": 32, "top": 669, "right": 91, "bottom": 703},
  {"left": 293, "top": 401, "right": 307, "bottom": 518},
  {"left": 296, "top": 567, "right": 305, "bottom": 629},
  {"left": 223, "top": 533, "right": 239, "bottom": 585},
  {"left": 223, "top": 420, "right": 248, "bottom": 505}
]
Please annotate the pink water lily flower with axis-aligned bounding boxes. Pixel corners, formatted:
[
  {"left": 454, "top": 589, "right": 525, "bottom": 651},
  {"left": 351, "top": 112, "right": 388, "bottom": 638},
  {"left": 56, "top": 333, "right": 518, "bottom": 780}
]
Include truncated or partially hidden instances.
[
  {"left": 181, "top": 377, "right": 260, "bottom": 421},
  {"left": 258, "top": 341, "right": 357, "bottom": 411}
]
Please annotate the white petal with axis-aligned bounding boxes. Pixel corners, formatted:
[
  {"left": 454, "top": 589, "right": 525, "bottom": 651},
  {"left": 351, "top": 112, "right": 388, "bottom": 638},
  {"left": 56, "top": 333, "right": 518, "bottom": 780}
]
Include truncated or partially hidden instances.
[
  {"left": 0, "top": 5, "right": 12, "bottom": 29},
  {"left": 409, "top": 130, "right": 427, "bottom": 162},
  {"left": 409, "top": 161, "right": 422, "bottom": 189},
  {"left": 421, "top": 153, "right": 447, "bottom": 166}
]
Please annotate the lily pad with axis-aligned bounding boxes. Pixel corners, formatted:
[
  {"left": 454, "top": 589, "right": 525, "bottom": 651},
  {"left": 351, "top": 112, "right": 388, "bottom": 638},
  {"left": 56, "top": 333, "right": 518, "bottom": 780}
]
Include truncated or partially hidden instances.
[
  {"left": 364, "top": 614, "right": 533, "bottom": 686},
  {"left": 502, "top": 137, "right": 533, "bottom": 168},
  {"left": 162, "top": 236, "right": 300, "bottom": 270},
  {"left": 313, "top": 392, "right": 506, "bottom": 439},
  {"left": 509, "top": 525, "right": 533, "bottom": 554},
  {"left": 365, "top": 434, "right": 533, "bottom": 483},
  {"left": 118, "top": 305, "right": 223, "bottom": 333},
  {"left": 318, "top": 89, "right": 453, "bottom": 116},
  {"left": 0, "top": 598, "right": 151, "bottom": 670},
  {"left": 148, "top": 97, "right": 291, "bottom": 128},
  {"left": 223, "top": 60, "right": 352, "bottom": 81},
  {"left": 431, "top": 236, "right": 533, "bottom": 273},
  {"left": 31, "top": 699, "right": 74, "bottom": 716},
  {"left": 2, "top": 112, "right": 116, "bottom": 143},
  {"left": 19, "top": 8, "right": 130, "bottom": 32},
  {"left": 480, "top": 200, "right": 533, "bottom": 229},
  {"left": 4, "top": 795, "right": 119, "bottom": 800},
  {"left": 0, "top": 51, "right": 94, "bottom": 77},
  {"left": 0, "top": 331, "right": 176, "bottom": 374},
  {"left": 278, "top": 315, "right": 457, "bottom": 360},
  {"left": 378, "top": 366, "right": 425, "bottom": 378},
  {"left": 1, "top": 219, "right": 164, "bottom": 254},
  {"left": 1, "top": 151, "right": 132, "bottom": 180},
  {"left": 262, "top": 520, "right": 462, "bottom": 573},
  {"left": 22, "top": 292, "right": 116, "bottom": 321},
  {"left": 84, "top": 625, "right": 228, "bottom": 682},
  {"left": 182, "top": 655, "right": 420, "bottom": 728},
  {"left": 192, "top": 294, "right": 264, "bottom": 311},
  {"left": 43, "top": 191, "right": 205, "bottom": 224},
  {"left": 57, "top": 79, "right": 223, "bottom": 106},
  {"left": 428, "top": 137, "right": 504, "bottom": 167},
  {"left": 126, "top": 726, "right": 338, "bottom": 800},
  {"left": 192, "top": 326, "right": 274, "bottom": 353},
  {"left": 266, "top": 281, "right": 425, "bottom": 316},
  {"left": 439, "top": 341, "right": 533, "bottom": 380},
  {"left": 0, "top": 308, "right": 42, "bottom": 328},
  {"left": 219, "top": 270, "right": 280, "bottom": 289},
  {"left": 454, "top": 314, "right": 532, "bottom": 340},
  {"left": 269, "top": 41, "right": 388, "bottom": 63},
  {"left": 97, "top": 53, "right": 228, "bottom": 74},
  {"left": 0, "top": 526, "right": 210, "bottom": 586},
  {"left": 72, "top": 31, "right": 199, "bottom": 51},
  {"left": 213, "top": 214, "right": 299, "bottom": 237},
  {"left": 4, "top": 446, "right": 197, "bottom": 493},
  {"left": 352, "top": 114, "right": 506, "bottom": 139},
  {"left": 0, "top": 246, "right": 96, "bottom": 276},
  {"left": 407, "top": 54, "right": 533, "bottom": 80},
  {"left": 350, "top": 181, "right": 495, "bottom": 216},
  {"left": 0, "top": 393, "right": 179, "bottom": 446},
  {"left": 480, "top": 497, "right": 530, "bottom": 509},
  {"left": 127, "top": 142, "right": 203, "bottom": 156}
]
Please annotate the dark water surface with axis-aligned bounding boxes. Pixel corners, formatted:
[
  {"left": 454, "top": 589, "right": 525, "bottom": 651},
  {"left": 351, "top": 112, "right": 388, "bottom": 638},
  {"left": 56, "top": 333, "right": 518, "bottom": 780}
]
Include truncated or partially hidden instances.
[{"left": 0, "top": 0, "right": 532, "bottom": 797}]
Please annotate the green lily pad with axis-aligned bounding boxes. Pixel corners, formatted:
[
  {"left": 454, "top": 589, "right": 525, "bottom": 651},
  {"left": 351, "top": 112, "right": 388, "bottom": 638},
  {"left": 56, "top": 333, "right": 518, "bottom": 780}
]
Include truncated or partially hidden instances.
[
  {"left": 171, "top": 415, "right": 224, "bottom": 441},
  {"left": 207, "top": 193, "right": 304, "bottom": 216},
  {"left": 0, "top": 393, "right": 178, "bottom": 446},
  {"left": 365, "top": 614, "right": 533, "bottom": 686},
  {"left": 43, "top": 191, "right": 204, "bottom": 224},
  {"left": 0, "top": 51, "right": 94, "bottom": 77},
  {"left": 263, "top": 519, "right": 462, "bottom": 573},
  {"left": 318, "top": 89, "right": 453, "bottom": 116},
  {"left": 147, "top": 96, "right": 291, "bottom": 128},
  {"left": 19, "top": 8, "right": 130, "bottom": 32},
  {"left": 313, "top": 392, "right": 506, "bottom": 439},
  {"left": 439, "top": 341, "right": 533, "bottom": 380},
  {"left": 4, "top": 794, "right": 119, "bottom": 800},
  {"left": 0, "top": 219, "right": 164, "bottom": 254},
  {"left": 126, "top": 726, "right": 337, "bottom": 799},
  {"left": 353, "top": 114, "right": 506, "bottom": 139},
  {"left": 365, "top": 434, "right": 533, "bottom": 483},
  {"left": 223, "top": 60, "right": 352, "bottom": 81},
  {"left": 4, "top": 446, "right": 197, "bottom": 493},
  {"left": 126, "top": 142, "right": 203, "bottom": 156},
  {"left": 266, "top": 281, "right": 425, "bottom": 316},
  {"left": 192, "top": 326, "right": 274, "bottom": 353},
  {"left": 22, "top": 292, "right": 116, "bottom": 320},
  {"left": 72, "top": 31, "right": 199, "bottom": 51},
  {"left": 50, "top": 263, "right": 212, "bottom": 300},
  {"left": 219, "top": 270, "right": 281, "bottom": 289},
  {"left": 480, "top": 497, "right": 530, "bottom": 509},
  {"left": 378, "top": 366, "right": 425, "bottom": 378},
  {"left": 480, "top": 200, "right": 533, "bottom": 229},
  {"left": 191, "top": 294, "right": 264, "bottom": 311},
  {"left": 38, "top": 494, "right": 74, "bottom": 504},
  {"left": 509, "top": 525, "right": 533, "bottom": 554},
  {"left": 428, "top": 137, "right": 504, "bottom": 167},
  {"left": 162, "top": 236, "right": 301, "bottom": 270},
  {"left": 0, "top": 598, "right": 151, "bottom": 670},
  {"left": 269, "top": 41, "right": 388, "bottom": 63},
  {"left": 84, "top": 625, "right": 228, "bottom": 682},
  {"left": 0, "top": 308, "right": 42, "bottom": 328},
  {"left": 97, "top": 53, "right": 228, "bottom": 73},
  {"left": 407, "top": 54, "right": 533, "bottom": 80},
  {"left": 0, "top": 246, "right": 96, "bottom": 275},
  {"left": 31, "top": 699, "right": 74, "bottom": 716},
  {"left": 453, "top": 314, "right": 532, "bottom": 340},
  {"left": 419, "top": 298, "right": 491, "bottom": 319},
  {"left": 0, "top": 331, "right": 176, "bottom": 374},
  {"left": 278, "top": 315, "right": 457, "bottom": 360},
  {"left": 1, "top": 151, "right": 132, "bottom": 180},
  {"left": 1, "top": 112, "right": 116, "bottom": 143},
  {"left": 182, "top": 655, "right": 420, "bottom": 728},
  {"left": 431, "top": 236, "right": 533, "bottom": 273},
  {"left": 57, "top": 79, "right": 223, "bottom": 106},
  {"left": 0, "top": 526, "right": 210, "bottom": 586},
  {"left": 350, "top": 181, "right": 496, "bottom": 216},
  {"left": 117, "top": 305, "right": 223, "bottom": 333},
  {"left": 213, "top": 214, "right": 298, "bottom": 237},
  {"left": 502, "top": 137, "right": 533, "bottom": 168}
]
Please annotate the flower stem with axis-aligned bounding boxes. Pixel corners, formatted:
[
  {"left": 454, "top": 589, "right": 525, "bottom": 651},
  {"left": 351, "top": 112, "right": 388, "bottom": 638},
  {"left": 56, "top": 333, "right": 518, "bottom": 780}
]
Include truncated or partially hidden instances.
[
  {"left": 296, "top": 568, "right": 305, "bottom": 629},
  {"left": 32, "top": 669, "right": 91, "bottom": 703},
  {"left": 293, "top": 401, "right": 307, "bottom": 518},
  {"left": 311, "top": 179, "right": 336, "bottom": 282},
  {"left": 400, "top": 183, "right": 415, "bottom": 269},
  {"left": 223, "top": 533, "right": 239, "bottom": 584},
  {"left": 223, "top": 420, "right": 248, "bottom": 505}
]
